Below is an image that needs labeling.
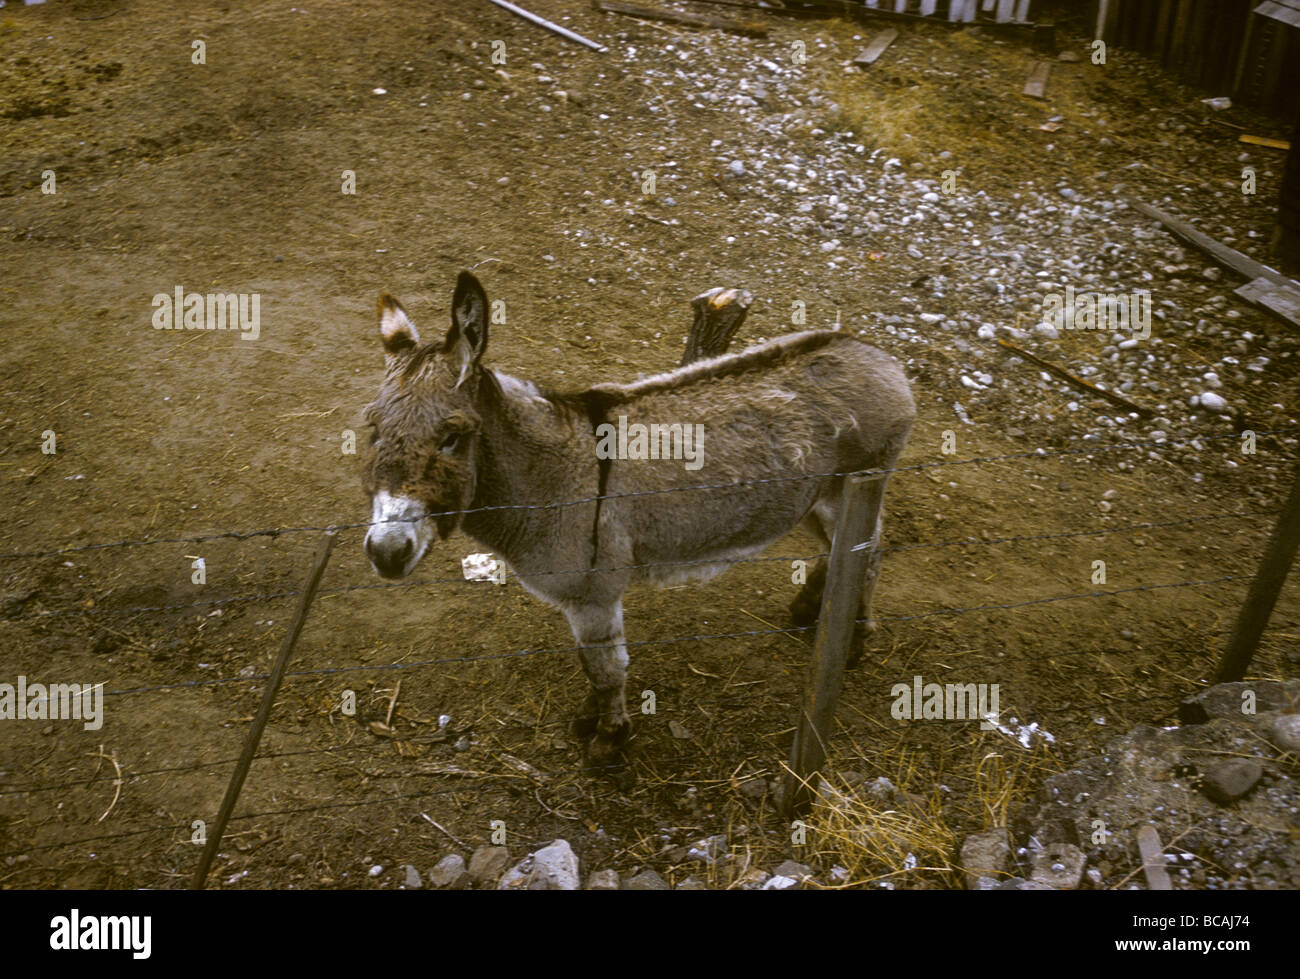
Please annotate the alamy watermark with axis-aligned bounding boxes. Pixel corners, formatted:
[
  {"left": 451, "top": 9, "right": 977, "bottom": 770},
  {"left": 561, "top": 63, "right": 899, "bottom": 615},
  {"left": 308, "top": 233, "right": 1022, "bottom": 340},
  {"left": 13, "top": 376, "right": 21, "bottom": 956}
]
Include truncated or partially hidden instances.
[
  {"left": 151, "top": 286, "right": 260, "bottom": 340},
  {"left": 1042, "top": 285, "right": 1151, "bottom": 340},
  {"left": 890, "top": 675, "right": 999, "bottom": 730},
  {"left": 0, "top": 675, "right": 103, "bottom": 731},
  {"left": 594, "top": 415, "right": 705, "bottom": 471}
]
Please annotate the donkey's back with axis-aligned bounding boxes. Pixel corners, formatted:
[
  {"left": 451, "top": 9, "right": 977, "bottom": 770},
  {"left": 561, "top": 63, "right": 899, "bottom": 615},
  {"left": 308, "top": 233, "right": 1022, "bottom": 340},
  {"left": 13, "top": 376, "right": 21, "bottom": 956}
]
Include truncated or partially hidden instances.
[{"left": 585, "top": 330, "right": 914, "bottom": 585}]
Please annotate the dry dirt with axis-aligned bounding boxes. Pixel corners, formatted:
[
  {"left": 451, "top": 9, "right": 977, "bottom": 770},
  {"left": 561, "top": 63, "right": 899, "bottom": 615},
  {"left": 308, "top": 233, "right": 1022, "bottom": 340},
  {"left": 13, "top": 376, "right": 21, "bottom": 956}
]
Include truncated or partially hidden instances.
[{"left": 0, "top": 0, "right": 1296, "bottom": 889}]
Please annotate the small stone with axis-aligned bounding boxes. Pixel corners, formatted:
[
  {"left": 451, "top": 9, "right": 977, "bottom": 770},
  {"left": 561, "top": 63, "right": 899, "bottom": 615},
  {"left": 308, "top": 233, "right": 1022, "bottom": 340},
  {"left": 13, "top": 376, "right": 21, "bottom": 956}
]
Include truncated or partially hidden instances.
[
  {"left": 1203, "top": 266, "right": 1222, "bottom": 281},
  {"left": 728, "top": 160, "right": 745, "bottom": 176},
  {"left": 762, "top": 874, "right": 799, "bottom": 890},
  {"left": 959, "top": 829, "right": 1011, "bottom": 889},
  {"left": 1058, "top": 50, "right": 1082, "bottom": 62},
  {"left": 1201, "top": 758, "right": 1262, "bottom": 803},
  {"left": 773, "top": 860, "right": 813, "bottom": 880},
  {"left": 624, "top": 869, "right": 670, "bottom": 890},
  {"left": 585, "top": 869, "right": 621, "bottom": 890},
  {"left": 686, "top": 834, "right": 728, "bottom": 864},
  {"left": 675, "top": 876, "right": 707, "bottom": 891},
  {"left": 1272, "top": 714, "right": 1300, "bottom": 753},
  {"left": 368, "top": 864, "right": 384, "bottom": 877},
  {"left": 403, "top": 865, "right": 423, "bottom": 889},
  {"left": 428, "top": 854, "right": 469, "bottom": 889},
  {"left": 1198, "top": 391, "right": 1227, "bottom": 413},
  {"left": 468, "top": 846, "right": 510, "bottom": 885},
  {"left": 1029, "top": 843, "right": 1086, "bottom": 889}
]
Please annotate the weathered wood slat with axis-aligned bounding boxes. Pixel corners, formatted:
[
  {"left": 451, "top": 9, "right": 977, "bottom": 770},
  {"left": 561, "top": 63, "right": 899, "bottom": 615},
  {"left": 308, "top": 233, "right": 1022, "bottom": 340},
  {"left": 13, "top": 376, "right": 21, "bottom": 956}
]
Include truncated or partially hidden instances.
[
  {"left": 592, "top": 0, "right": 768, "bottom": 36},
  {"left": 1023, "top": 60, "right": 1050, "bottom": 98},
  {"left": 1133, "top": 201, "right": 1294, "bottom": 288},
  {"left": 1235, "top": 277, "right": 1300, "bottom": 330},
  {"left": 1136, "top": 825, "right": 1173, "bottom": 891},
  {"left": 855, "top": 28, "right": 900, "bottom": 66}
]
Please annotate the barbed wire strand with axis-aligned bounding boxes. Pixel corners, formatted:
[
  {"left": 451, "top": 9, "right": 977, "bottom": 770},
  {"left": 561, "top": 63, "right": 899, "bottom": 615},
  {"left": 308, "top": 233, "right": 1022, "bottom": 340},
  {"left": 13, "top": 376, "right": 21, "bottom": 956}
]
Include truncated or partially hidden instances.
[
  {"left": 12, "top": 507, "right": 1275, "bottom": 622},
  {"left": 91, "top": 572, "right": 1245, "bottom": 699},
  {"left": 2, "top": 426, "right": 1291, "bottom": 562}
]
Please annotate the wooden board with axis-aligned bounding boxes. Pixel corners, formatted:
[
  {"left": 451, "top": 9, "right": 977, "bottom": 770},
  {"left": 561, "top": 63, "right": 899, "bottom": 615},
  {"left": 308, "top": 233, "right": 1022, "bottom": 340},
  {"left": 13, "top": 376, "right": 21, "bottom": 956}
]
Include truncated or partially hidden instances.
[
  {"left": 592, "top": 0, "right": 767, "bottom": 36},
  {"left": 1240, "top": 134, "right": 1291, "bottom": 150},
  {"left": 855, "top": 28, "right": 900, "bottom": 66},
  {"left": 1023, "top": 60, "right": 1050, "bottom": 98},
  {"left": 1235, "top": 277, "right": 1300, "bottom": 331},
  {"left": 1133, "top": 201, "right": 1294, "bottom": 289},
  {"left": 1136, "top": 825, "right": 1173, "bottom": 891}
]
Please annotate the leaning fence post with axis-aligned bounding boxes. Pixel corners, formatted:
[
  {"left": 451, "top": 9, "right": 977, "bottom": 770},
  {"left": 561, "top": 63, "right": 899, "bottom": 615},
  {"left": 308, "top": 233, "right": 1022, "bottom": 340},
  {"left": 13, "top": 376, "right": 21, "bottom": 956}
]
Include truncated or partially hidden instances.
[
  {"left": 1212, "top": 459, "right": 1300, "bottom": 683},
  {"left": 782, "top": 472, "right": 884, "bottom": 818},
  {"left": 191, "top": 528, "right": 338, "bottom": 889}
]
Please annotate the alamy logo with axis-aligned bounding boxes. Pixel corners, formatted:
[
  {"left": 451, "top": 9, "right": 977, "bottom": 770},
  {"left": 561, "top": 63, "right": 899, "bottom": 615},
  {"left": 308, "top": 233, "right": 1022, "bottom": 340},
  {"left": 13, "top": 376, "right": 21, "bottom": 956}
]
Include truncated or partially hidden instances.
[
  {"left": 0, "top": 676, "right": 103, "bottom": 731},
  {"left": 594, "top": 414, "right": 705, "bottom": 471},
  {"left": 1041, "top": 286, "right": 1151, "bottom": 340},
  {"left": 50, "top": 910, "right": 151, "bottom": 959},
  {"left": 151, "top": 286, "right": 260, "bottom": 340},
  {"left": 890, "top": 675, "right": 999, "bottom": 730}
]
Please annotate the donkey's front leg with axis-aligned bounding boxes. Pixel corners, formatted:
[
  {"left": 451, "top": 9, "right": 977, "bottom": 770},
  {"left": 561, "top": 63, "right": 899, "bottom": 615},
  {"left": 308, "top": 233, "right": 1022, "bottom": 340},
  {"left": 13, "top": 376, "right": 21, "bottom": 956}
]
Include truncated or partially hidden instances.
[{"left": 564, "top": 602, "right": 631, "bottom": 767}]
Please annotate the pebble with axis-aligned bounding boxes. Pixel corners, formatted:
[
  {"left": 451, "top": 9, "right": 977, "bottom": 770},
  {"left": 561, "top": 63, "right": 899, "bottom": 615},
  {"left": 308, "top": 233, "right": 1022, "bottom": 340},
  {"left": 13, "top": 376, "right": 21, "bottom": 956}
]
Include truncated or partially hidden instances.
[{"left": 1201, "top": 758, "right": 1262, "bottom": 803}]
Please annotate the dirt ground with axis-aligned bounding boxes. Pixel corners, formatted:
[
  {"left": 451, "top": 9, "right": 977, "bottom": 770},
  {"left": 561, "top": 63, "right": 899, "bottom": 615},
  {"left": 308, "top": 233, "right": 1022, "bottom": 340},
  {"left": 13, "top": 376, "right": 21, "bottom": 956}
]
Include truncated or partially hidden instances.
[{"left": 0, "top": 0, "right": 1296, "bottom": 889}]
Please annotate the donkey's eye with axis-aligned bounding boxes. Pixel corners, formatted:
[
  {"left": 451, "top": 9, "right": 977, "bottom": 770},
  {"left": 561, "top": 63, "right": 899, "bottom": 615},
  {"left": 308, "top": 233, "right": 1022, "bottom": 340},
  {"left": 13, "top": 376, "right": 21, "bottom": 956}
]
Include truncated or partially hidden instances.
[{"left": 439, "top": 433, "right": 461, "bottom": 454}]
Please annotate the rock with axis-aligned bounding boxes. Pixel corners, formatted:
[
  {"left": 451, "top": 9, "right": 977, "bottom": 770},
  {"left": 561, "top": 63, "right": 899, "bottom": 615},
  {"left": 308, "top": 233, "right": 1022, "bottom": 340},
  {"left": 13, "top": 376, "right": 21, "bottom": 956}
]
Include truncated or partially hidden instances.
[
  {"left": 428, "top": 854, "right": 469, "bottom": 889},
  {"left": 499, "top": 839, "right": 580, "bottom": 890},
  {"left": 403, "top": 864, "right": 423, "bottom": 889},
  {"left": 1198, "top": 391, "right": 1228, "bottom": 413},
  {"left": 624, "top": 869, "right": 670, "bottom": 890},
  {"left": 999, "top": 877, "right": 1054, "bottom": 890},
  {"left": 971, "top": 876, "right": 1001, "bottom": 890},
  {"left": 675, "top": 876, "right": 707, "bottom": 891},
  {"left": 959, "top": 829, "right": 1011, "bottom": 889},
  {"left": 773, "top": 860, "right": 813, "bottom": 880},
  {"left": 1270, "top": 714, "right": 1300, "bottom": 754},
  {"left": 468, "top": 846, "right": 510, "bottom": 885},
  {"left": 762, "top": 874, "right": 799, "bottom": 890},
  {"left": 737, "top": 869, "right": 771, "bottom": 890},
  {"left": 1058, "top": 50, "right": 1082, "bottom": 62},
  {"left": 1201, "top": 758, "right": 1262, "bottom": 803},
  {"left": 728, "top": 160, "right": 745, "bottom": 176},
  {"left": 585, "top": 869, "right": 621, "bottom": 890},
  {"left": 685, "top": 834, "right": 728, "bottom": 864},
  {"left": 1180, "top": 680, "right": 1300, "bottom": 723},
  {"left": 1029, "top": 843, "right": 1086, "bottom": 889}
]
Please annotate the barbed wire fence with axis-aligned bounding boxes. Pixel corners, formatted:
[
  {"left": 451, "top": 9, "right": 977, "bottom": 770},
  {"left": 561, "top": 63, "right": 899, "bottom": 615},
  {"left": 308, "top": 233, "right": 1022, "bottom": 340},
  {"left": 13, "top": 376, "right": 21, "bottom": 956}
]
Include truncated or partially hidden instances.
[{"left": 1, "top": 426, "right": 1297, "bottom": 880}]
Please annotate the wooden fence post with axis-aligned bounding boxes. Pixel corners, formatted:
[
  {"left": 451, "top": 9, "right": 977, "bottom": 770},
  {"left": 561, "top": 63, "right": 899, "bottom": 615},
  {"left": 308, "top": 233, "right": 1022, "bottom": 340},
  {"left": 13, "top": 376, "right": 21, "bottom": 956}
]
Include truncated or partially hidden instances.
[
  {"left": 1212, "top": 460, "right": 1300, "bottom": 683},
  {"left": 192, "top": 529, "right": 337, "bottom": 889},
  {"left": 782, "top": 472, "right": 885, "bottom": 818}
]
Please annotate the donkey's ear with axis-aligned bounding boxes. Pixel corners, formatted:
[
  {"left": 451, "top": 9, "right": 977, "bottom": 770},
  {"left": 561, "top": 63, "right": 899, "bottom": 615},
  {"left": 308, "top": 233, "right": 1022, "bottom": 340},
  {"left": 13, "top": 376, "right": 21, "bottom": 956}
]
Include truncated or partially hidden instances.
[
  {"left": 447, "top": 271, "right": 490, "bottom": 388},
  {"left": 377, "top": 293, "right": 419, "bottom": 361}
]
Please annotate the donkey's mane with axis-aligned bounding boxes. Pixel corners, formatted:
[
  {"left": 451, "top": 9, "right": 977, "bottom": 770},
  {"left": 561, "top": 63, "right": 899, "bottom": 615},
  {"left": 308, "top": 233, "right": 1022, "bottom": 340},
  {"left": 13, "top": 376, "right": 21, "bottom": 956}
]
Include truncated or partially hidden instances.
[{"left": 543, "top": 330, "right": 844, "bottom": 414}]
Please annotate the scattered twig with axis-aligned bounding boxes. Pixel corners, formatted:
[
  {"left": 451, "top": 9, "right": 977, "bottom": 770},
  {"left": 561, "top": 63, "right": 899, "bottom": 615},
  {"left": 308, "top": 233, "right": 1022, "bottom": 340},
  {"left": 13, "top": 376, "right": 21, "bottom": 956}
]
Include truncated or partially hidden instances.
[
  {"left": 385, "top": 680, "right": 401, "bottom": 728},
  {"left": 996, "top": 338, "right": 1153, "bottom": 418},
  {"left": 486, "top": 0, "right": 608, "bottom": 52},
  {"left": 419, "top": 811, "right": 472, "bottom": 850},
  {"left": 91, "top": 747, "right": 123, "bottom": 824}
]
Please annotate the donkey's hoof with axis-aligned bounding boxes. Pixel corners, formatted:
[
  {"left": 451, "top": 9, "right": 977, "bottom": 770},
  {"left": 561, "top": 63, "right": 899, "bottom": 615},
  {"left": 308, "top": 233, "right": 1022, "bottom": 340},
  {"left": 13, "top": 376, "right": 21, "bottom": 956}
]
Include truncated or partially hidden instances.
[
  {"left": 583, "top": 735, "right": 630, "bottom": 773},
  {"left": 789, "top": 593, "right": 822, "bottom": 628},
  {"left": 571, "top": 713, "right": 599, "bottom": 740}
]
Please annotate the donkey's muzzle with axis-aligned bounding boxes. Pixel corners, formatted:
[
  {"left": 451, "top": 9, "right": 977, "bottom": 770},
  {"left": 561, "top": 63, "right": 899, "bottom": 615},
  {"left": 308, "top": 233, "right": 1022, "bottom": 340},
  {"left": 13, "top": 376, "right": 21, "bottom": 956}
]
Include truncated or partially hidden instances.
[{"left": 366, "top": 535, "right": 414, "bottom": 579}]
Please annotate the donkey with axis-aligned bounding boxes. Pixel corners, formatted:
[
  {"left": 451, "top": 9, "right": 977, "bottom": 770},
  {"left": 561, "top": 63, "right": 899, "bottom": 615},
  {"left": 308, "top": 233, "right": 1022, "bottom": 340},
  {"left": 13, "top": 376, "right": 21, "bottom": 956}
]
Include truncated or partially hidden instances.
[{"left": 362, "top": 272, "right": 915, "bottom": 766}]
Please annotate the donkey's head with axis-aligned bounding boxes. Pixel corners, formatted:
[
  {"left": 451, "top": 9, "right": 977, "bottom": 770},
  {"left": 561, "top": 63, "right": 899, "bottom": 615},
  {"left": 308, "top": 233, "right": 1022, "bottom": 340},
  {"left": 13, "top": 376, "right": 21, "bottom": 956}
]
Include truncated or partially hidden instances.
[{"left": 362, "top": 271, "right": 490, "bottom": 579}]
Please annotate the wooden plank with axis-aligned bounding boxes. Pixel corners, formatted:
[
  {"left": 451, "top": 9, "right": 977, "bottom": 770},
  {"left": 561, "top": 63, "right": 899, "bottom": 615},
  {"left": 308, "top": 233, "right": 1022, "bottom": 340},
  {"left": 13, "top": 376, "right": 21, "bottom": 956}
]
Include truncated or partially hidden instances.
[
  {"left": 949, "top": 0, "right": 964, "bottom": 20},
  {"left": 783, "top": 474, "right": 883, "bottom": 818},
  {"left": 1016, "top": 0, "right": 1031, "bottom": 25},
  {"left": 1235, "top": 277, "right": 1300, "bottom": 330},
  {"left": 855, "top": 28, "right": 900, "bottom": 65},
  {"left": 1023, "top": 60, "right": 1050, "bottom": 98},
  {"left": 1240, "top": 133, "right": 1292, "bottom": 150},
  {"left": 995, "top": 0, "right": 1013, "bottom": 22},
  {"left": 1136, "top": 825, "right": 1173, "bottom": 891},
  {"left": 592, "top": 0, "right": 768, "bottom": 36},
  {"left": 919, "top": 0, "right": 938, "bottom": 16},
  {"left": 996, "top": 339, "right": 1154, "bottom": 417},
  {"left": 1133, "top": 201, "right": 1295, "bottom": 288}
]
